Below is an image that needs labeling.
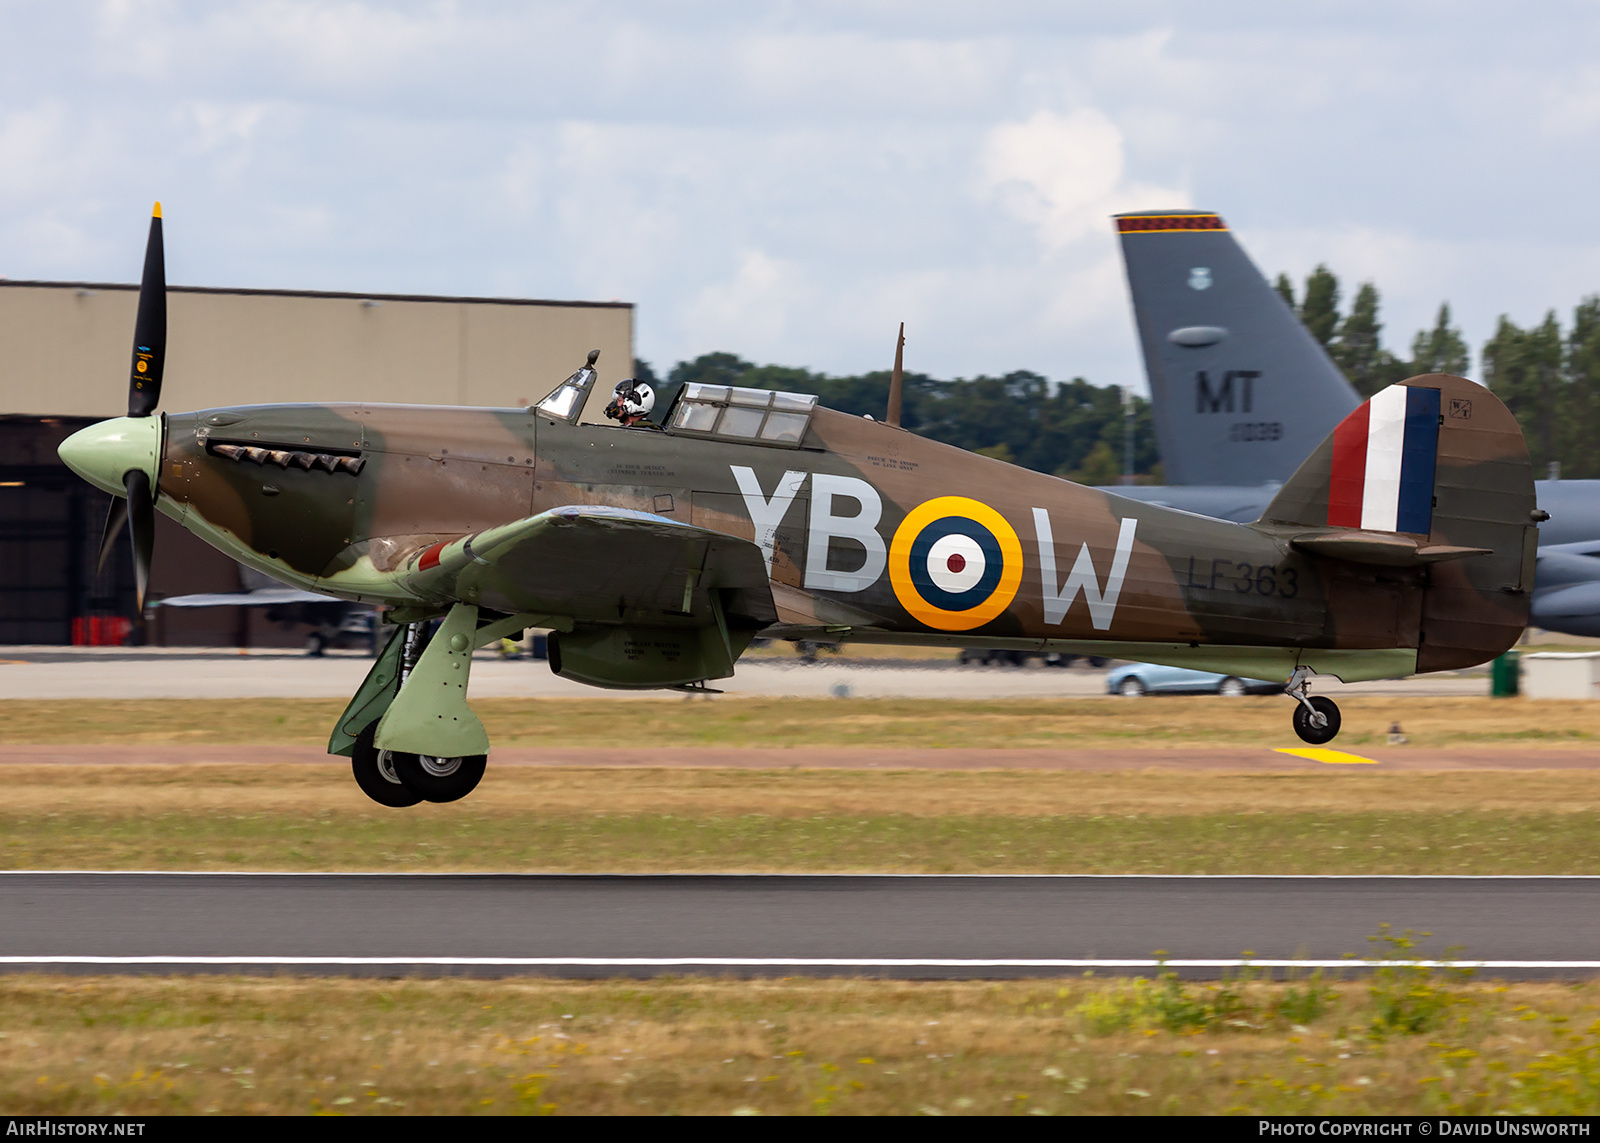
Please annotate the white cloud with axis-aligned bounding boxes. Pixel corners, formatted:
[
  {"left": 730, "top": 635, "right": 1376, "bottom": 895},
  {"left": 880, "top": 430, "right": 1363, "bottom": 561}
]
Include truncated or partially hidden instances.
[
  {"left": 977, "top": 108, "right": 1187, "bottom": 247},
  {"left": 683, "top": 249, "right": 798, "bottom": 349}
]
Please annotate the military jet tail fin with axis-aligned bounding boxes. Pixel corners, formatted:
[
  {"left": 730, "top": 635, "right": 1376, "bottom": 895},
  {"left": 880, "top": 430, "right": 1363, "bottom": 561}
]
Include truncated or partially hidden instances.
[
  {"left": 1258, "top": 374, "right": 1537, "bottom": 671},
  {"left": 1115, "top": 210, "right": 1360, "bottom": 486}
]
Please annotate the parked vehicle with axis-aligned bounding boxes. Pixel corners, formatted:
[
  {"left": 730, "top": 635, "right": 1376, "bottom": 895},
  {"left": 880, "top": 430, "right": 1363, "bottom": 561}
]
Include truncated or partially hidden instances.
[{"left": 1105, "top": 662, "right": 1281, "bottom": 697}]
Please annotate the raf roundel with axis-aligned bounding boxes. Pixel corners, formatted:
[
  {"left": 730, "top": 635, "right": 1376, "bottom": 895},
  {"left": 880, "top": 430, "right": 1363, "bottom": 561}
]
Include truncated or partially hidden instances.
[{"left": 889, "top": 496, "right": 1024, "bottom": 631}]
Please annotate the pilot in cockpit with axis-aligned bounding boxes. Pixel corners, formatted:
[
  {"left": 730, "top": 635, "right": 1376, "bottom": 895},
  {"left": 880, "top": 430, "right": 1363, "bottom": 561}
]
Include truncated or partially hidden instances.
[{"left": 603, "top": 379, "right": 659, "bottom": 428}]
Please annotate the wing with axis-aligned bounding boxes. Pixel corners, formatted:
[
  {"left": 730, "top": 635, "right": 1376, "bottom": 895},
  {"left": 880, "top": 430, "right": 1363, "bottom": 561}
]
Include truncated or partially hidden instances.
[{"left": 396, "top": 505, "right": 777, "bottom": 630}]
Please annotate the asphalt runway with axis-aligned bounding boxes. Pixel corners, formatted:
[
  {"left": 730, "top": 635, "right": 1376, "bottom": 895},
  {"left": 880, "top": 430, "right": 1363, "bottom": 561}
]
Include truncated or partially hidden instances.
[
  {"left": 3, "top": 873, "right": 1597, "bottom": 979},
  {"left": 0, "top": 645, "right": 1490, "bottom": 699}
]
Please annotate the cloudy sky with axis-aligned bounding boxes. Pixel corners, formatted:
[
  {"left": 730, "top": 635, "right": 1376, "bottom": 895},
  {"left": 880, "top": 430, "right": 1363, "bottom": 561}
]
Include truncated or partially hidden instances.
[{"left": 3, "top": 2, "right": 1599, "bottom": 391}]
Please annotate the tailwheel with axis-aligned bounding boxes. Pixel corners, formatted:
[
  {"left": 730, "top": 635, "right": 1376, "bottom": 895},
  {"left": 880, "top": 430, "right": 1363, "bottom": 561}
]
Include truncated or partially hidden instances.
[
  {"left": 391, "top": 750, "right": 487, "bottom": 804},
  {"left": 1292, "top": 696, "right": 1341, "bottom": 745},
  {"left": 351, "top": 726, "right": 423, "bottom": 808}
]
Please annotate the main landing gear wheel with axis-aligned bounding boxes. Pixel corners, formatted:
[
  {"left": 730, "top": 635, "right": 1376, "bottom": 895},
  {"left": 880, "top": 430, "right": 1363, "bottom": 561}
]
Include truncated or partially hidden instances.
[
  {"left": 351, "top": 726, "right": 423, "bottom": 808},
  {"left": 1292, "top": 696, "right": 1341, "bottom": 745},
  {"left": 390, "top": 751, "right": 487, "bottom": 804}
]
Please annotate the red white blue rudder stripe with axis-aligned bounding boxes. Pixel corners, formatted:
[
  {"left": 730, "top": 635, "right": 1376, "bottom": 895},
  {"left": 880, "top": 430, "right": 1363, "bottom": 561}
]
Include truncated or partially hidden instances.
[{"left": 1328, "top": 384, "right": 1441, "bottom": 534}]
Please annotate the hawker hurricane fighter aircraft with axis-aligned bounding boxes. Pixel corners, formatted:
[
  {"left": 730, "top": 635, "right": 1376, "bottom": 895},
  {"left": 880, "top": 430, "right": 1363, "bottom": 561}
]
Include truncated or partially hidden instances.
[{"left": 60, "top": 208, "right": 1541, "bottom": 806}]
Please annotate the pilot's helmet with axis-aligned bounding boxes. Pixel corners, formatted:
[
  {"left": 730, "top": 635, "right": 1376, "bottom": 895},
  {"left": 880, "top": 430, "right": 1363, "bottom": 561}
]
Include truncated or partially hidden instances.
[{"left": 614, "top": 380, "right": 655, "bottom": 418}]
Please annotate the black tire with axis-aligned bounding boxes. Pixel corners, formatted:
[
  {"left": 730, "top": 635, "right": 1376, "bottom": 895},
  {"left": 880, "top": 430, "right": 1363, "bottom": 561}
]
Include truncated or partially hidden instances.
[
  {"left": 1116, "top": 676, "right": 1146, "bottom": 697},
  {"left": 391, "top": 751, "right": 488, "bottom": 803},
  {"left": 1217, "top": 676, "right": 1247, "bottom": 697},
  {"left": 351, "top": 727, "right": 423, "bottom": 808},
  {"left": 1292, "top": 696, "right": 1341, "bottom": 745}
]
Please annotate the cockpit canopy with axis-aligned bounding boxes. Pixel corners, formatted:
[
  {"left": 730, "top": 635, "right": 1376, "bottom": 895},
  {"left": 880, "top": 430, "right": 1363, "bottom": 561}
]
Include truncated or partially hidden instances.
[
  {"left": 532, "top": 356, "right": 819, "bottom": 448},
  {"left": 666, "top": 383, "right": 817, "bottom": 447}
]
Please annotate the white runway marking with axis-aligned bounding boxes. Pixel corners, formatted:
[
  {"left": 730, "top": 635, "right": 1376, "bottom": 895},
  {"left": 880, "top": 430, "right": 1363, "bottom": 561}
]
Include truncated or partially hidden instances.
[{"left": 8, "top": 874, "right": 1595, "bottom": 978}]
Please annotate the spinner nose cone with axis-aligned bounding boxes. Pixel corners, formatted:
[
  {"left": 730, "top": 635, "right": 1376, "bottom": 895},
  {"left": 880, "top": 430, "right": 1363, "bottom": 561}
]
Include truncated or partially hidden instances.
[{"left": 58, "top": 416, "right": 163, "bottom": 497}]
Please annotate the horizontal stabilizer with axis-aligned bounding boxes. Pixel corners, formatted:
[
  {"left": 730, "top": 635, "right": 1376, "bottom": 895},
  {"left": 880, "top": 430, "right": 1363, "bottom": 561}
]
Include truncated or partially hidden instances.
[{"left": 1289, "top": 532, "right": 1490, "bottom": 567}]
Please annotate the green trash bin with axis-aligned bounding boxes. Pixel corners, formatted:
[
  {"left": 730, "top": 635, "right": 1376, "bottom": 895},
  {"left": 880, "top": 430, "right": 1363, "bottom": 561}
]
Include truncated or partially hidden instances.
[{"left": 1490, "top": 650, "right": 1520, "bottom": 697}]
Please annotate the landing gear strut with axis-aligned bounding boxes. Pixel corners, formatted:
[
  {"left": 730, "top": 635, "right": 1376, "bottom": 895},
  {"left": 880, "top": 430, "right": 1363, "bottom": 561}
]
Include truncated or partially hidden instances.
[
  {"left": 338, "top": 609, "right": 499, "bottom": 807},
  {"left": 1285, "top": 666, "right": 1341, "bottom": 745}
]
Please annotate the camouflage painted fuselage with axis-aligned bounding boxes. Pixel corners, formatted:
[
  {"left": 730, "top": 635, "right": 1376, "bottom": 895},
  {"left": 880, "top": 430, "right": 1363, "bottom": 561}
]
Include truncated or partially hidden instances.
[{"left": 153, "top": 373, "right": 1535, "bottom": 685}]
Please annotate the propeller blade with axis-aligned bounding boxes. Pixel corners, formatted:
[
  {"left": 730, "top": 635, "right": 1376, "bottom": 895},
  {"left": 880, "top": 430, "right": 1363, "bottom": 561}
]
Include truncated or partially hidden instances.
[
  {"left": 95, "top": 495, "right": 129, "bottom": 576},
  {"left": 128, "top": 203, "right": 166, "bottom": 417},
  {"left": 124, "top": 469, "right": 154, "bottom": 611}
]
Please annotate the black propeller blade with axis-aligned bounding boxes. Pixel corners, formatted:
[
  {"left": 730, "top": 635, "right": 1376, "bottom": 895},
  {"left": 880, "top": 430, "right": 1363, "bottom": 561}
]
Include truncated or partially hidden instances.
[
  {"left": 124, "top": 469, "right": 154, "bottom": 611},
  {"left": 99, "top": 203, "right": 165, "bottom": 609},
  {"left": 128, "top": 203, "right": 165, "bottom": 418},
  {"left": 95, "top": 495, "right": 129, "bottom": 577}
]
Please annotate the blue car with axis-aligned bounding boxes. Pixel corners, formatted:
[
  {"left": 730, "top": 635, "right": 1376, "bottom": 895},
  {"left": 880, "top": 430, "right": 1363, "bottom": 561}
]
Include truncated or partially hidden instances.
[{"left": 1105, "top": 662, "right": 1281, "bottom": 697}]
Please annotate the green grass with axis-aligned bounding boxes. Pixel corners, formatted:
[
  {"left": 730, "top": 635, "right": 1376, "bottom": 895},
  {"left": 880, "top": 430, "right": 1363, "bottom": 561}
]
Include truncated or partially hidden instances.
[
  {"left": 4, "top": 810, "right": 1595, "bottom": 875},
  {"left": 2, "top": 973, "right": 1597, "bottom": 1114}
]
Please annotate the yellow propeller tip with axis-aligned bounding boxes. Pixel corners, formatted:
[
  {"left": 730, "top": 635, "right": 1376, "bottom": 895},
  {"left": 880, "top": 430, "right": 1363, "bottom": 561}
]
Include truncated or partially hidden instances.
[{"left": 152, "top": 202, "right": 162, "bottom": 218}]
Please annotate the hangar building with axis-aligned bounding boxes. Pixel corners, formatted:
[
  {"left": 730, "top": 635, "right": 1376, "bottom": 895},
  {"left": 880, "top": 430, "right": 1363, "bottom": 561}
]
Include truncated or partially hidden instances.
[{"left": 0, "top": 280, "right": 634, "bottom": 645}]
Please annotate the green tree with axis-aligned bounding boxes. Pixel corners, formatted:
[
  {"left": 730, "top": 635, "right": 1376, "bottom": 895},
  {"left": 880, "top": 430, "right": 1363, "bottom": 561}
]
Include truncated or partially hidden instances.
[
  {"left": 1299, "top": 265, "right": 1341, "bottom": 347},
  {"left": 661, "top": 352, "right": 762, "bottom": 422},
  {"left": 632, "top": 359, "right": 661, "bottom": 387},
  {"left": 1063, "top": 439, "right": 1121, "bottom": 485},
  {"left": 1561, "top": 297, "right": 1600, "bottom": 478},
  {"left": 1340, "top": 283, "right": 1414, "bottom": 396},
  {"left": 973, "top": 443, "right": 1015, "bottom": 464},
  {"left": 667, "top": 352, "right": 756, "bottom": 390},
  {"left": 1483, "top": 312, "right": 1563, "bottom": 474},
  {"left": 1331, "top": 283, "right": 1391, "bottom": 397},
  {"left": 1410, "top": 303, "right": 1470, "bottom": 376},
  {"left": 1274, "top": 273, "right": 1296, "bottom": 310},
  {"left": 657, "top": 354, "right": 1161, "bottom": 481}
]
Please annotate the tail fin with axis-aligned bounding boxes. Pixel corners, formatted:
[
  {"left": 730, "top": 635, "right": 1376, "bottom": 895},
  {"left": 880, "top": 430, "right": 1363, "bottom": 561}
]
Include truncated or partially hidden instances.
[
  {"left": 1260, "top": 374, "right": 1537, "bottom": 671},
  {"left": 1115, "top": 211, "right": 1360, "bottom": 485}
]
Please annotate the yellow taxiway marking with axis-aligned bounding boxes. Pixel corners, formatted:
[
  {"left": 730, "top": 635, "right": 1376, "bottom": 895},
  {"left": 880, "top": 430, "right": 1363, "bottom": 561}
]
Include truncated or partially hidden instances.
[{"left": 1274, "top": 747, "right": 1380, "bottom": 765}]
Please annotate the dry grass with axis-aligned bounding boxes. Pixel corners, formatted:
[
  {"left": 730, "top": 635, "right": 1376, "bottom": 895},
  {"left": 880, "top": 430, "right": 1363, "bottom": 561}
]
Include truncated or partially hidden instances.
[
  {"left": 1, "top": 765, "right": 1598, "bottom": 873},
  {"left": 7, "top": 696, "right": 1600, "bottom": 749},
  {"left": 5, "top": 763, "right": 1600, "bottom": 817},
  {"left": 5, "top": 698, "right": 1600, "bottom": 873},
  {"left": 1, "top": 974, "right": 1596, "bottom": 1115}
]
